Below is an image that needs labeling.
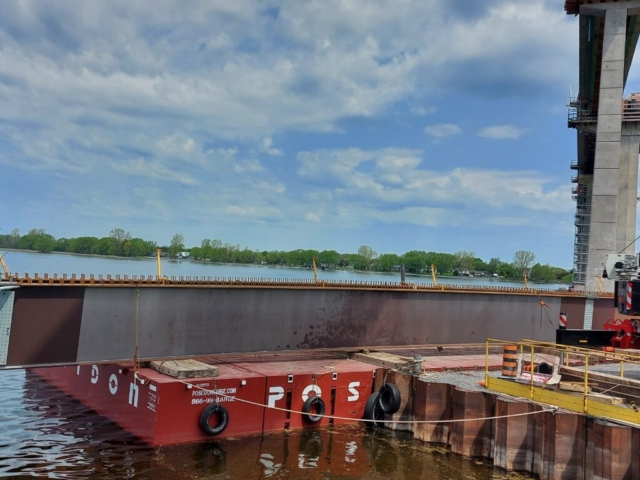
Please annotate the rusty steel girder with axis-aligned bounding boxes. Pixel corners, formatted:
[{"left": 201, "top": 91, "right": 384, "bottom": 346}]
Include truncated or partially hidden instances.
[{"left": 1, "top": 284, "right": 614, "bottom": 369}]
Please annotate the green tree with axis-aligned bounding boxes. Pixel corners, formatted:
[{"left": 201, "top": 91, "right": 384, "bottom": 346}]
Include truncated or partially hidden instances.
[
  {"left": 472, "top": 258, "right": 488, "bottom": 272},
  {"left": 129, "top": 238, "right": 151, "bottom": 257},
  {"left": 69, "top": 236, "right": 99, "bottom": 254},
  {"left": 529, "top": 263, "right": 556, "bottom": 283},
  {"left": 109, "top": 228, "right": 131, "bottom": 256},
  {"left": 553, "top": 267, "right": 570, "bottom": 281},
  {"left": 55, "top": 238, "right": 71, "bottom": 252},
  {"left": 350, "top": 254, "right": 368, "bottom": 270},
  {"left": 426, "top": 252, "right": 456, "bottom": 274},
  {"left": 33, "top": 234, "right": 55, "bottom": 252},
  {"left": 20, "top": 229, "right": 50, "bottom": 251},
  {"left": 487, "top": 257, "right": 502, "bottom": 275},
  {"left": 375, "top": 253, "right": 401, "bottom": 272},
  {"left": 223, "top": 243, "right": 241, "bottom": 263},
  {"left": 454, "top": 251, "right": 476, "bottom": 272},
  {"left": 357, "top": 245, "right": 377, "bottom": 270},
  {"left": 513, "top": 250, "right": 536, "bottom": 270},
  {"left": 92, "top": 237, "right": 116, "bottom": 255},
  {"left": 318, "top": 250, "right": 340, "bottom": 266},
  {"left": 402, "top": 250, "right": 428, "bottom": 273},
  {"left": 498, "top": 262, "right": 518, "bottom": 278},
  {"left": 169, "top": 233, "right": 185, "bottom": 258},
  {"left": 236, "top": 248, "right": 256, "bottom": 264},
  {"left": 9, "top": 228, "right": 20, "bottom": 248}
]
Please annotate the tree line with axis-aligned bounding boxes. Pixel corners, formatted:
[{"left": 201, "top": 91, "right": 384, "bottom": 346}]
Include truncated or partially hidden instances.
[
  {"left": 0, "top": 228, "right": 157, "bottom": 258},
  {"left": 0, "top": 228, "right": 573, "bottom": 283}
]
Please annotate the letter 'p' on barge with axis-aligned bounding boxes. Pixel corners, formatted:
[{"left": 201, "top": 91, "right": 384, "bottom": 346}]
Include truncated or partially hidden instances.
[{"left": 32, "top": 353, "right": 380, "bottom": 445}]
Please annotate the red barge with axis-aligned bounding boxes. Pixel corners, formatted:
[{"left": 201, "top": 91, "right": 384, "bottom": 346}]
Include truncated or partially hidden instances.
[{"left": 33, "top": 353, "right": 380, "bottom": 445}]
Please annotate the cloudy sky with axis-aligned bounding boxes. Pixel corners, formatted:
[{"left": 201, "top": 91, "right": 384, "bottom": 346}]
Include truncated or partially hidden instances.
[{"left": 1, "top": 0, "right": 636, "bottom": 267}]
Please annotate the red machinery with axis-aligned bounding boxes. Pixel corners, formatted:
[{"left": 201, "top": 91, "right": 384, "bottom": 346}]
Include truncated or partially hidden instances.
[
  {"left": 603, "top": 319, "right": 640, "bottom": 349},
  {"left": 556, "top": 254, "right": 640, "bottom": 350}
]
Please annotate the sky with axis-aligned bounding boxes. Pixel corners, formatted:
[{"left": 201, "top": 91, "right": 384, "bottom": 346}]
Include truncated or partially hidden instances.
[{"left": 1, "top": 0, "right": 638, "bottom": 268}]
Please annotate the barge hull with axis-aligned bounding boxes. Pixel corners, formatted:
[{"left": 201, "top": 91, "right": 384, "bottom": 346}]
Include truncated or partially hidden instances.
[{"left": 32, "top": 354, "right": 378, "bottom": 446}]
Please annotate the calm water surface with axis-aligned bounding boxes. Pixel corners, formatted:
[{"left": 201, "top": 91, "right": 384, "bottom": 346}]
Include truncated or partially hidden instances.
[
  {"left": 5, "top": 250, "right": 567, "bottom": 290},
  {"left": 0, "top": 251, "right": 536, "bottom": 478}
]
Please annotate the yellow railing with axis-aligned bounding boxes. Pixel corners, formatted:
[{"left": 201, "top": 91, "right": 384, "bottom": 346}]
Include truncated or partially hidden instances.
[{"left": 484, "top": 338, "right": 640, "bottom": 422}]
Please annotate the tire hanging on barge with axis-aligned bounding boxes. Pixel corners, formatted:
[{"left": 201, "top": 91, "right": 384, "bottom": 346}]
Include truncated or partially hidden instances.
[
  {"left": 377, "top": 383, "right": 401, "bottom": 414},
  {"left": 364, "top": 393, "right": 385, "bottom": 428},
  {"left": 199, "top": 403, "right": 229, "bottom": 436},
  {"left": 302, "top": 396, "right": 325, "bottom": 423}
]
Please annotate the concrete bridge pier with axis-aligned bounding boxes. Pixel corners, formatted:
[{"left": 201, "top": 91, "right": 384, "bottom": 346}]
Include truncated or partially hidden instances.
[
  {"left": 587, "top": 7, "right": 640, "bottom": 293},
  {"left": 568, "top": 2, "right": 640, "bottom": 292}
]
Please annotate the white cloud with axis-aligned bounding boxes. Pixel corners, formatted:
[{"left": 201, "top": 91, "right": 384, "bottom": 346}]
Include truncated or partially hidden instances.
[
  {"left": 0, "top": 0, "right": 575, "bottom": 163},
  {"left": 410, "top": 106, "right": 436, "bottom": 116},
  {"left": 262, "top": 138, "right": 283, "bottom": 156},
  {"left": 0, "top": 1, "right": 580, "bottom": 264},
  {"left": 424, "top": 123, "right": 462, "bottom": 138},
  {"left": 112, "top": 158, "right": 199, "bottom": 185},
  {"left": 297, "top": 148, "right": 573, "bottom": 218},
  {"left": 306, "top": 212, "right": 322, "bottom": 222},
  {"left": 486, "top": 216, "right": 541, "bottom": 227},
  {"left": 478, "top": 125, "right": 525, "bottom": 139}
]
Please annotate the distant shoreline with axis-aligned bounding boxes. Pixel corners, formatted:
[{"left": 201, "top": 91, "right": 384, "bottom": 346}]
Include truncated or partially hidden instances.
[{"left": 0, "top": 248, "right": 566, "bottom": 286}]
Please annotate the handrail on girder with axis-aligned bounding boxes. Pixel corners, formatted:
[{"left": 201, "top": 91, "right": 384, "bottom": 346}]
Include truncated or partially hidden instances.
[{"left": 3, "top": 272, "right": 614, "bottom": 298}]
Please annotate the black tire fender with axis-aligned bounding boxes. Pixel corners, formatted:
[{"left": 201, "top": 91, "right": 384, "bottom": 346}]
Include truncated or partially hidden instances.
[
  {"left": 199, "top": 403, "right": 229, "bottom": 436},
  {"left": 378, "top": 383, "right": 401, "bottom": 414},
  {"left": 364, "top": 392, "right": 385, "bottom": 428},
  {"left": 302, "top": 396, "right": 325, "bottom": 423}
]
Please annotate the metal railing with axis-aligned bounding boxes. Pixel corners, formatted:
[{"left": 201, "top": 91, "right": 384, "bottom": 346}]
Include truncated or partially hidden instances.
[
  {"left": 485, "top": 338, "right": 640, "bottom": 417},
  {"left": 0, "top": 272, "right": 613, "bottom": 298},
  {"left": 568, "top": 96, "right": 640, "bottom": 125}
]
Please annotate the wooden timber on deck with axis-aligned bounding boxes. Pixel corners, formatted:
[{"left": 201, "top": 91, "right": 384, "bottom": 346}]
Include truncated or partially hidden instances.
[{"left": 150, "top": 359, "right": 219, "bottom": 379}]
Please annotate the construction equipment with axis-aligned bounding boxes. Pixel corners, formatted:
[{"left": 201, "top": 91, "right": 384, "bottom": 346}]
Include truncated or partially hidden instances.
[
  {"left": 0, "top": 253, "right": 8, "bottom": 278},
  {"left": 156, "top": 248, "right": 163, "bottom": 278},
  {"left": 557, "top": 253, "right": 640, "bottom": 349},
  {"left": 312, "top": 257, "right": 318, "bottom": 283}
]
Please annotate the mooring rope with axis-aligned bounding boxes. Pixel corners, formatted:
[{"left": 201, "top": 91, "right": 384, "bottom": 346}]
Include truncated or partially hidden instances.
[{"left": 174, "top": 379, "right": 556, "bottom": 424}]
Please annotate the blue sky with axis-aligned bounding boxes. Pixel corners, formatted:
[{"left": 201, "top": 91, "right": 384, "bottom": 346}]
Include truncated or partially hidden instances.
[{"left": 0, "top": 0, "right": 635, "bottom": 268}]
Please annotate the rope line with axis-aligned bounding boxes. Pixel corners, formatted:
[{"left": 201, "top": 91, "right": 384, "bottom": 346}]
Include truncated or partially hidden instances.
[{"left": 178, "top": 380, "right": 556, "bottom": 424}]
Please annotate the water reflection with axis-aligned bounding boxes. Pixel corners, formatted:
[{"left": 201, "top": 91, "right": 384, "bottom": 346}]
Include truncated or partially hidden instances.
[{"left": 0, "top": 371, "right": 533, "bottom": 479}]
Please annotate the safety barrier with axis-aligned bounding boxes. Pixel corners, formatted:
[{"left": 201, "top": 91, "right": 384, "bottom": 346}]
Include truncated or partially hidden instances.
[
  {"left": 484, "top": 338, "right": 640, "bottom": 422},
  {"left": 0, "top": 272, "right": 612, "bottom": 298}
]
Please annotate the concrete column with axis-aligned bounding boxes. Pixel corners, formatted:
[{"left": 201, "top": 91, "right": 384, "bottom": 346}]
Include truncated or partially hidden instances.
[
  {"left": 586, "top": 8, "right": 627, "bottom": 292},
  {"left": 618, "top": 133, "right": 639, "bottom": 254}
]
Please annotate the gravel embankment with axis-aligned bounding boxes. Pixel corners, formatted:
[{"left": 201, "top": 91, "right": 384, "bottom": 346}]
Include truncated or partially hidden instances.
[
  {"left": 417, "top": 370, "right": 502, "bottom": 392},
  {"left": 586, "top": 361, "right": 640, "bottom": 381}
]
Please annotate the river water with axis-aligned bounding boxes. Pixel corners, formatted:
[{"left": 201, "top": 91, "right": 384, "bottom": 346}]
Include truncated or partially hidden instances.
[
  {"left": 0, "top": 250, "right": 536, "bottom": 479},
  {"left": 4, "top": 250, "right": 567, "bottom": 290}
]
